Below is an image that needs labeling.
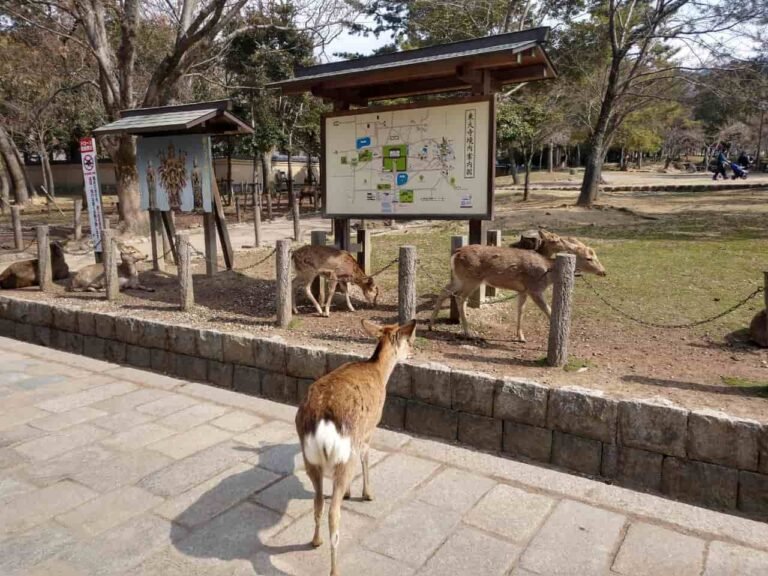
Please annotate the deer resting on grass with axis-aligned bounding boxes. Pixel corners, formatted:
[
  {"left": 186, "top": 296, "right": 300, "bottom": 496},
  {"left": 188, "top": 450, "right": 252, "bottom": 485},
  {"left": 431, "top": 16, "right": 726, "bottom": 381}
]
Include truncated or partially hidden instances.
[
  {"left": 0, "top": 242, "right": 69, "bottom": 289},
  {"left": 67, "top": 244, "right": 154, "bottom": 292},
  {"left": 429, "top": 232, "right": 606, "bottom": 341},
  {"left": 292, "top": 245, "right": 379, "bottom": 317},
  {"left": 296, "top": 318, "right": 416, "bottom": 576}
]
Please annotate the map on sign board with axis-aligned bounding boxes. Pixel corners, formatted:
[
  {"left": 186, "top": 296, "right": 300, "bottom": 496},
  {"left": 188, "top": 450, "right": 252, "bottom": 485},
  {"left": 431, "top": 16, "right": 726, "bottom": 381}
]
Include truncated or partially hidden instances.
[
  {"left": 323, "top": 97, "right": 492, "bottom": 219},
  {"left": 137, "top": 135, "right": 213, "bottom": 213}
]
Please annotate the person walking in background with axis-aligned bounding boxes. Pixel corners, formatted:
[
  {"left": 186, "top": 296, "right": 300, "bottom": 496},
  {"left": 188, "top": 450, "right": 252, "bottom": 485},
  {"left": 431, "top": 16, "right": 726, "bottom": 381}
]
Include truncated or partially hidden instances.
[{"left": 713, "top": 143, "right": 730, "bottom": 180}]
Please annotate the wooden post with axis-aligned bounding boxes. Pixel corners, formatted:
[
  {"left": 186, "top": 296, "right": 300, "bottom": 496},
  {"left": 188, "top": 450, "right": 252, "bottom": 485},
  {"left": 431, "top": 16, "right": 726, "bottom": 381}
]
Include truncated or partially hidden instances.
[
  {"left": 468, "top": 219, "right": 485, "bottom": 308},
  {"left": 276, "top": 239, "right": 292, "bottom": 327},
  {"left": 73, "top": 198, "right": 82, "bottom": 240},
  {"left": 149, "top": 211, "right": 165, "bottom": 272},
  {"left": 266, "top": 183, "right": 274, "bottom": 221},
  {"left": 357, "top": 228, "right": 372, "bottom": 275},
  {"left": 398, "top": 245, "right": 416, "bottom": 325},
  {"left": 311, "top": 230, "right": 327, "bottom": 303},
  {"left": 202, "top": 213, "right": 217, "bottom": 277},
  {"left": 547, "top": 253, "right": 576, "bottom": 367},
  {"left": 177, "top": 232, "right": 194, "bottom": 311},
  {"left": 36, "top": 225, "right": 52, "bottom": 291},
  {"left": 11, "top": 206, "right": 22, "bottom": 250},
  {"left": 102, "top": 228, "right": 119, "bottom": 301},
  {"left": 252, "top": 183, "right": 262, "bottom": 248},
  {"left": 485, "top": 230, "right": 502, "bottom": 298},
  {"left": 160, "top": 211, "right": 178, "bottom": 265},
  {"left": 211, "top": 178, "right": 234, "bottom": 270},
  {"left": 333, "top": 218, "right": 351, "bottom": 250},
  {"left": 450, "top": 235, "right": 467, "bottom": 322},
  {"left": 235, "top": 196, "right": 242, "bottom": 223},
  {"left": 292, "top": 196, "right": 301, "bottom": 241}
]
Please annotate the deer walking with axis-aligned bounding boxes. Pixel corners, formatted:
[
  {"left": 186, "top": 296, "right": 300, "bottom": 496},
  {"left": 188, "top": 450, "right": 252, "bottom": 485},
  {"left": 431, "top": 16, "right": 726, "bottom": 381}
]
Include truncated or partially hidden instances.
[
  {"left": 429, "top": 232, "right": 606, "bottom": 340},
  {"left": 67, "top": 244, "right": 155, "bottom": 292},
  {"left": 292, "top": 245, "right": 378, "bottom": 317},
  {"left": 295, "top": 319, "right": 416, "bottom": 576},
  {"left": 0, "top": 242, "right": 69, "bottom": 289}
]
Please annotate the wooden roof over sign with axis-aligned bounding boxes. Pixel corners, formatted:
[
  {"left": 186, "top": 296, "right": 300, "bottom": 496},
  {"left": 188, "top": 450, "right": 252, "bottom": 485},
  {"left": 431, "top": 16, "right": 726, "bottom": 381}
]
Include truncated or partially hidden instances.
[
  {"left": 269, "top": 27, "right": 556, "bottom": 103},
  {"left": 93, "top": 100, "right": 253, "bottom": 136}
]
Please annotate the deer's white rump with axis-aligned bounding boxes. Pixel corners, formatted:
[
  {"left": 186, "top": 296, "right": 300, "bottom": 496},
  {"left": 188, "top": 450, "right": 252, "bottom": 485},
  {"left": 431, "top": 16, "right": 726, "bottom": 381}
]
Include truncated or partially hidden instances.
[{"left": 303, "top": 420, "right": 352, "bottom": 476}]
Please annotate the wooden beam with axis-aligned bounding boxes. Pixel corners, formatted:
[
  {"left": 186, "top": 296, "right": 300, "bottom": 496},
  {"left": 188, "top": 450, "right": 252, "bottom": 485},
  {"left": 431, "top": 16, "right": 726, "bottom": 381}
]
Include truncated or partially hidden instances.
[
  {"left": 211, "top": 177, "right": 234, "bottom": 270},
  {"left": 160, "top": 211, "right": 178, "bottom": 265}
]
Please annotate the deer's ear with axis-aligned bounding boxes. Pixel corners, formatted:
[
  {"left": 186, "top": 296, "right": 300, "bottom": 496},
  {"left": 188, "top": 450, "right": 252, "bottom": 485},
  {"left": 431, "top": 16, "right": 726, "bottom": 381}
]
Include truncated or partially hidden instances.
[
  {"left": 397, "top": 320, "right": 417, "bottom": 343},
  {"left": 361, "top": 319, "right": 383, "bottom": 338}
]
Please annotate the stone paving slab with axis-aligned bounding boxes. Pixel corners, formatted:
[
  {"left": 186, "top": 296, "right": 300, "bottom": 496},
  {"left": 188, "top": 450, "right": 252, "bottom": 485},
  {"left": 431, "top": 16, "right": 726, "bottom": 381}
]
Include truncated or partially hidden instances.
[{"left": 1, "top": 336, "right": 767, "bottom": 576}]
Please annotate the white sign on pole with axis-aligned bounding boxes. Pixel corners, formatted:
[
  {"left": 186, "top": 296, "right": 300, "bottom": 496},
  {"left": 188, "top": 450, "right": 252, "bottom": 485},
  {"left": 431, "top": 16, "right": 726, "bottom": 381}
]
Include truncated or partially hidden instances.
[{"left": 79, "top": 137, "right": 105, "bottom": 253}]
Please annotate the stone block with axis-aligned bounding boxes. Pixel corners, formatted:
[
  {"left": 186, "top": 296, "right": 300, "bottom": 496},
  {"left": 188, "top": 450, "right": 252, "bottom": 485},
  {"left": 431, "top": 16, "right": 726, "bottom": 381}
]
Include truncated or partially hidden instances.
[
  {"left": 418, "top": 525, "right": 520, "bottom": 576},
  {"left": 502, "top": 421, "right": 552, "bottom": 463},
  {"left": 296, "top": 378, "right": 313, "bottom": 403},
  {"left": 94, "top": 313, "right": 116, "bottom": 340},
  {"left": 283, "top": 376, "right": 298, "bottom": 404},
  {"left": 286, "top": 344, "right": 327, "bottom": 379},
  {"left": 207, "top": 360, "right": 233, "bottom": 389},
  {"left": 381, "top": 396, "right": 406, "bottom": 429},
  {"left": 615, "top": 446, "right": 663, "bottom": 491},
  {"left": 141, "top": 321, "right": 168, "bottom": 350},
  {"left": 388, "top": 362, "right": 412, "bottom": 398},
  {"left": 52, "top": 307, "right": 77, "bottom": 332},
  {"left": 32, "top": 325, "right": 51, "bottom": 347},
  {"left": 548, "top": 386, "right": 618, "bottom": 443},
  {"left": 451, "top": 370, "right": 496, "bottom": 417},
  {"left": 0, "top": 318, "right": 15, "bottom": 337},
  {"left": 76, "top": 310, "right": 96, "bottom": 336},
  {"left": 458, "top": 412, "right": 502, "bottom": 452},
  {"left": 405, "top": 400, "right": 458, "bottom": 441},
  {"left": 126, "top": 345, "right": 151, "bottom": 368},
  {"left": 83, "top": 336, "right": 107, "bottom": 360},
  {"left": 687, "top": 409, "right": 760, "bottom": 471},
  {"left": 5, "top": 298, "right": 30, "bottom": 322},
  {"left": 52, "top": 330, "right": 83, "bottom": 355},
  {"left": 261, "top": 372, "right": 288, "bottom": 401},
  {"left": 114, "top": 317, "right": 144, "bottom": 345},
  {"left": 0, "top": 296, "right": 10, "bottom": 320},
  {"left": 602, "top": 444, "right": 617, "bottom": 478},
  {"left": 612, "top": 522, "right": 706, "bottom": 576},
  {"left": 552, "top": 431, "right": 602, "bottom": 476},
  {"left": 27, "top": 301, "right": 53, "bottom": 327},
  {"left": 618, "top": 398, "right": 688, "bottom": 457},
  {"left": 233, "top": 365, "right": 262, "bottom": 395},
  {"left": 494, "top": 378, "right": 548, "bottom": 427},
  {"left": 168, "top": 325, "right": 197, "bottom": 356},
  {"left": 103, "top": 339, "right": 126, "bottom": 364},
  {"left": 15, "top": 322, "right": 34, "bottom": 342},
  {"left": 465, "top": 484, "right": 554, "bottom": 543},
  {"left": 411, "top": 361, "right": 452, "bottom": 408},
  {"left": 173, "top": 354, "right": 208, "bottom": 382},
  {"left": 151, "top": 348, "right": 176, "bottom": 374},
  {"left": 0, "top": 480, "right": 97, "bottom": 534},
  {"left": 661, "top": 457, "right": 738, "bottom": 509},
  {"left": 704, "top": 542, "right": 768, "bottom": 576},
  {"left": 253, "top": 336, "right": 286, "bottom": 373},
  {"left": 196, "top": 329, "right": 223, "bottom": 361},
  {"left": 222, "top": 332, "right": 255, "bottom": 366},
  {"left": 738, "top": 471, "right": 768, "bottom": 519}
]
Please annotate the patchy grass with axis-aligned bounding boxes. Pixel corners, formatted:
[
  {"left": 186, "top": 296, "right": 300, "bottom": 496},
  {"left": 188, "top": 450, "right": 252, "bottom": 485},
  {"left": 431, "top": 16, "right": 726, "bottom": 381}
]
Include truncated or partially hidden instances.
[
  {"left": 721, "top": 376, "right": 768, "bottom": 397},
  {"left": 287, "top": 317, "right": 304, "bottom": 330},
  {"left": 563, "top": 358, "right": 596, "bottom": 372}
]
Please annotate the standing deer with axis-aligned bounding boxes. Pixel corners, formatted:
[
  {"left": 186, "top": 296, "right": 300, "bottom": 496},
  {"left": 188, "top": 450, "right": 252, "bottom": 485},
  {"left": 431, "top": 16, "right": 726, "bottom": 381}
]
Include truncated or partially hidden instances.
[
  {"left": 67, "top": 244, "right": 155, "bottom": 292},
  {"left": 429, "top": 234, "right": 606, "bottom": 341},
  {"left": 0, "top": 242, "right": 69, "bottom": 289},
  {"left": 292, "top": 245, "right": 379, "bottom": 317},
  {"left": 295, "top": 319, "right": 416, "bottom": 576}
]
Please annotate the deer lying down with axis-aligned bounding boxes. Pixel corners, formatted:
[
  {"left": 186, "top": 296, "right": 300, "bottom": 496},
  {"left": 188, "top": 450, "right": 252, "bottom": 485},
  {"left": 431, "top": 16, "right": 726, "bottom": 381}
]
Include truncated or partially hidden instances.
[
  {"left": 67, "top": 244, "right": 154, "bottom": 292},
  {"left": 429, "top": 234, "right": 606, "bottom": 341},
  {"left": 296, "top": 319, "right": 416, "bottom": 576},
  {"left": 0, "top": 242, "right": 69, "bottom": 289},
  {"left": 292, "top": 245, "right": 379, "bottom": 317}
]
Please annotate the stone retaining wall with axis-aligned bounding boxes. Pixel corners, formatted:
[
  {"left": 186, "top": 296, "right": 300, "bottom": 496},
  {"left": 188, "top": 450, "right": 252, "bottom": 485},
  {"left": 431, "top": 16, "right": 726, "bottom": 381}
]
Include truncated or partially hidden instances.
[
  {"left": 1, "top": 294, "right": 766, "bottom": 520},
  {"left": 499, "top": 182, "right": 767, "bottom": 193}
]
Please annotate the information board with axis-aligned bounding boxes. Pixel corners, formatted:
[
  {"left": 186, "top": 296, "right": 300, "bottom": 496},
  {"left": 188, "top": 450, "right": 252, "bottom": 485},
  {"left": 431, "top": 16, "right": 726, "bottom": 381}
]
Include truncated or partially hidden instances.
[
  {"left": 322, "top": 96, "right": 494, "bottom": 219},
  {"left": 78, "top": 137, "right": 105, "bottom": 253}
]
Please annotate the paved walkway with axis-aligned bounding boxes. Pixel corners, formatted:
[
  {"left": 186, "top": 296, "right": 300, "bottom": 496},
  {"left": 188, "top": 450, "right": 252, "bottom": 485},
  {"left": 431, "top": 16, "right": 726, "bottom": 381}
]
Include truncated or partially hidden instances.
[{"left": 1, "top": 337, "right": 767, "bottom": 576}]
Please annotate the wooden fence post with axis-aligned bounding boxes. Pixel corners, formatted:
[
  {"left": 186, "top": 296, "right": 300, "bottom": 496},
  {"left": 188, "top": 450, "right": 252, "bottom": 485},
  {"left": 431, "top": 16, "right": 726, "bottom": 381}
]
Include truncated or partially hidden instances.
[
  {"left": 357, "top": 228, "right": 372, "bottom": 275},
  {"left": 547, "top": 253, "right": 576, "bottom": 367},
  {"left": 177, "top": 232, "right": 194, "bottom": 311},
  {"left": 202, "top": 213, "right": 217, "bottom": 277},
  {"left": 235, "top": 196, "right": 243, "bottom": 223},
  {"left": 73, "top": 198, "right": 83, "bottom": 240},
  {"left": 311, "top": 230, "right": 327, "bottom": 303},
  {"left": 398, "top": 245, "right": 416, "bottom": 325},
  {"left": 11, "top": 206, "right": 22, "bottom": 250},
  {"left": 276, "top": 239, "right": 292, "bottom": 327},
  {"left": 149, "top": 211, "right": 165, "bottom": 272},
  {"left": 252, "top": 183, "right": 262, "bottom": 248},
  {"left": 485, "top": 230, "right": 502, "bottom": 298},
  {"left": 102, "top": 228, "right": 119, "bottom": 301},
  {"left": 36, "top": 225, "right": 52, "bottom": 291},
  {"left": 450, "top": 235, "right": 467, "bottom": 323},
  {"left": 292, "top": 196, "right": 301, "bottom": 241}
]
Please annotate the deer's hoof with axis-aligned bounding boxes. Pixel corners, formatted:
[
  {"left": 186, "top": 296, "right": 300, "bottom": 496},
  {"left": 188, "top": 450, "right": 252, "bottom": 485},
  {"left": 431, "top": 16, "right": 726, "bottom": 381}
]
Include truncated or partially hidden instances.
[
  {"left": 312, "top": 536, "right": 323, "bottom": 548},
  {"left": 362, "top": 491, "right": 374, "bottom": 502},
  {"left": 343, "top": 491, "right": 351, "bottom": 500}
]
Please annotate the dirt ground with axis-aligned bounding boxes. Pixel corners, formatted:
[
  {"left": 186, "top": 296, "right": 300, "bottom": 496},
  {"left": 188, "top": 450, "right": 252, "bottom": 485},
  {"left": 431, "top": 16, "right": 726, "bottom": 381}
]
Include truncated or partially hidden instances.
[{"left": 2, "top": 172, "right": 768, "bottom": 421}]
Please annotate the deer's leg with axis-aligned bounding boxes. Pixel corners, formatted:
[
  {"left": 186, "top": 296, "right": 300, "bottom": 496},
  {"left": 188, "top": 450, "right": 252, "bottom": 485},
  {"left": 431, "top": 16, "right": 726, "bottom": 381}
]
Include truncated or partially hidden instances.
[
  {"left": 361, "top": 445, "right": 373, "bottom": 501},
  {"left": 516, "top": 292, "right": 528, "bottom": 342},
  {"left": 429, "top": 282, "right": 457, "bottom": 329},
  {"left": 304, "top": 282, "right": 325, "bottom": 316},
  {"left": 457, "top": 293, "right": 472, "bottom": 337},
  {"left": 343, "top": 283, "right": 355, "bottom": 312},
  {"left": 530, "top": 290, "right": 552, "bottom": 319},
  {"left": 305, "top": 461, "right": 324, "bottom": 548},
  {"left": 329, "top": 463, "right": 353, "bottom": 576},
  {"left": 324, "top": 276, "right": 338, "bottom": 317}
]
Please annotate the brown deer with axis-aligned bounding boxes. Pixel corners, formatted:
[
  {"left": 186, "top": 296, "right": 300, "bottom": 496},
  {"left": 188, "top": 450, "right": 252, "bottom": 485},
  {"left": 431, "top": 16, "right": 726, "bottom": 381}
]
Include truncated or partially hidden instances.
[
  {"left": 429, "top": 234, "right": 606, "bottom": 341},
  {"left": 292, "top": 244, "right": 379, "bottom": 317},
  {"left": 749, "top": 310, "right": 767, "bottom": 347},
  {"left": 0, "top": 242, "right": 69, "bottom": 289},
  {"left": 67, "top": 244, "right": 155, "bottom": 292},
  {"left": 295, "top": 319, "right": 417, "bottom": 576}
]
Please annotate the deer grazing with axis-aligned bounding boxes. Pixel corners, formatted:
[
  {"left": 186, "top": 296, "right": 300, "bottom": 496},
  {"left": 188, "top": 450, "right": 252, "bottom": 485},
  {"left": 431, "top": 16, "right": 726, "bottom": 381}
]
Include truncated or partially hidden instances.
[
  {"left": 68, "top": 244, "right": 155, "bottom": 292},
  {"left": 292, "top": 245, "right": 379, "bottom": 317},
  {"left": 296, "top": 319, "right": 417, "bottom": 576},
  {"left": 429, "top": 231, "right": 606, "bottom": 341},
  {"left": 0, "top": 242, "right": 69, "bottom": 289}
]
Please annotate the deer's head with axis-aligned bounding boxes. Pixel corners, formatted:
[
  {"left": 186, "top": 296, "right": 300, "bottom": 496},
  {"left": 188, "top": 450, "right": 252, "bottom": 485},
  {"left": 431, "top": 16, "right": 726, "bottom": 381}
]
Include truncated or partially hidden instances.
[
  {"left": 361, "top": 277, "right": 379, "bottom": 307},
  {"left": 117, "top": 244, "right": 147, "bottom": 265},
  {"left": 362, "top": 319, "right": 416, "bottom": 361},
  {"left": 559, "top": 237, "right": 606, "bottom": 277}
]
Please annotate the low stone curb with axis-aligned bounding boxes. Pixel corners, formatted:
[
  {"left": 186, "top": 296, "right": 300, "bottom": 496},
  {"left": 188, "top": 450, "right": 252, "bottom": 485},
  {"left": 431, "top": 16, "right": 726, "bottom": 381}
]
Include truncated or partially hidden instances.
[
  {"left": 1, "top": 294, "right": 766, "bottom": 520},
  {"left": 498, "top": 182, "right": 768, "bottom": 193}
]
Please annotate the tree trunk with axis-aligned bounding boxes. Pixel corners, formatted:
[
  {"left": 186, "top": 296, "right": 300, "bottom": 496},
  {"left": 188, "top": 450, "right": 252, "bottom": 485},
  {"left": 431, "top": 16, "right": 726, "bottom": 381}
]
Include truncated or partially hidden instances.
[
  {"left": 0, "top": 154, "right": 10, "bottom": 210},
  {"left": 547, "top": 142, "right": 554, "bottom": 173},
  {"left": 43, "top": 152, "right": 55, "bottom": 197},
  {"left": 226, "top": 136, "right": 233, "bottom": 205},
  {"left": 523, "top": 153, "right": 532, "bottom": 201},
  {"left": 113, "top": 134, "right": 147, "bottom": 233},
  {"left": 538, "top": 147, "right": 543, "bottom": 170},
  {"left": 756, "top": 109, "right": 764, "bottom": 171},
  {"left": 620, "top": 146, "right": 626, "bottom": 170},
  {"left": 508, "top": 145, "right": 519, "bottom": 185},
  {"left": 287, "top": 145, "right": 294, "bottom": 205},
  {"left": 578, "top": 139, "right": 605, "bottom": 207},
  {"left": 0, "top": 127, "right": 29, "bottom": 204},
  {"left": 576, "top": 144, "right": 581, "bottom": 167}
]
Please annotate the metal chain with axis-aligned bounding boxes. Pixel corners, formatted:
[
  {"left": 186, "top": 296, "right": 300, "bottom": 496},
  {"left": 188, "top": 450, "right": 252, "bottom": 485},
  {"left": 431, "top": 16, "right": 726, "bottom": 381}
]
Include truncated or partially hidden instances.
[
  {"left": 369, "top": 257, "right": 399, "bottom": 278},
  {"left": 580, "top": 275, "right": 764, "bottom": 329},
  {"left": 188, "top": 244, "right": 276, "bottom": 273}
]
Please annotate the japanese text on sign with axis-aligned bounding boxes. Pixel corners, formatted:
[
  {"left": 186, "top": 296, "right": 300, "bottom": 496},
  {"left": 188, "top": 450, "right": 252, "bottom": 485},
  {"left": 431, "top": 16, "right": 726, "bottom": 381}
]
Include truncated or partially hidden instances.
[
  {"left": 464, "top": 109, "right": 476, "bottom": 179},
  {"left": 79, "top": 137, "right": 105, "bottom": 253}
]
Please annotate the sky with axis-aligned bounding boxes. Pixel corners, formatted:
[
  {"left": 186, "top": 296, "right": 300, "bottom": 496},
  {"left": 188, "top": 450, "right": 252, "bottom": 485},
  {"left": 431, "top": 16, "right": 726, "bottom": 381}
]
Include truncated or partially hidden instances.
[{"left": 323, "top": 26, "right": 393, "bottom": 61}]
